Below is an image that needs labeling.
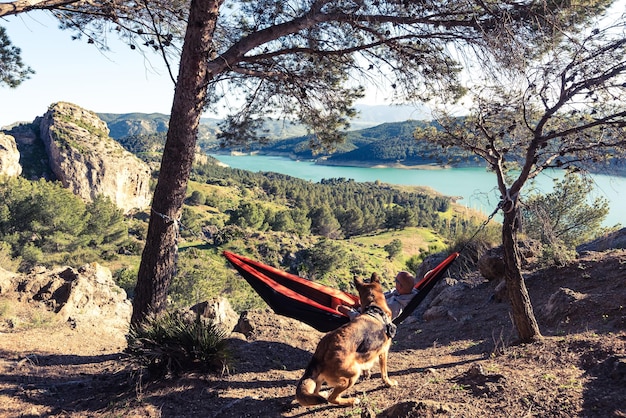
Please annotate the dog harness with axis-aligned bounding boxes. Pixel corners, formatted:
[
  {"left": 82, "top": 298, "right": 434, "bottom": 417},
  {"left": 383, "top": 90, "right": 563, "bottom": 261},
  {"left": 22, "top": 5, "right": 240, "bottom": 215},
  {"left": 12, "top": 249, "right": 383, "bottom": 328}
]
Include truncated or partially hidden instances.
[{"left": 363, "top": 305, "right": 397, "bottom": 338}]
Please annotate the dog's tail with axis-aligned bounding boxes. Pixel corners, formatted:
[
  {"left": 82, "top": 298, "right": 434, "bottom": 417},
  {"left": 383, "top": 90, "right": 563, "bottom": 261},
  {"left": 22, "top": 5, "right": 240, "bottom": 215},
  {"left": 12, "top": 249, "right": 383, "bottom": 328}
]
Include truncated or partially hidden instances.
[{"left": 295, "top": 358, "right": 328, "bottom": 406}]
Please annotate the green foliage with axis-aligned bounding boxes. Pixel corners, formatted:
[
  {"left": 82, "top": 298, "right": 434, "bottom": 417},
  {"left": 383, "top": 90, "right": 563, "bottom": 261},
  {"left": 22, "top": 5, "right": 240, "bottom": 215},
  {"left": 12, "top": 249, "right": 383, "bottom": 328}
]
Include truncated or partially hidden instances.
[
  {"left": 385, "top": 205, "right": 416, "bottom": 230},
  {"left": 448, "top": 223, "right": 502, "bottom": 276},
  {"left": 309, "top": 205, "right": 342, "bottom": 238},
  {"left": 537, "top": 241, "right": 577, "bottom": 267},
  {"left": 126, "top": 311, "right": 229, "bottom": 377},
  {"left": 171, "top": 247, "right": 265, "bottom": 312},
  {"left": 0, "top": 177, "right": 131, "bottom": 271},
  {"left": 114, "top": 266, "right": 138, "bottom": 298},
  {"left": 85, "top": 195, "right": 128, "bottom": 245},
  {"left": 301, "top": 240, "right": 349, "bottom": 278},
  {"left": 0, "top": 241, "right": 19, "bottom": 271},
  {"left": 0, "top": 26, "right": 34, "bottom": 88},
  {"left": 384, "top": 239, "right": 403, "bottom": 260},
  {"left": 188, "top": 190, "right": 206, "bottom": 206},
  {"left": 229, "top": 201, "right": 266, "bottom": 230},
  {"left": 523, "top": 172, "right": 609, "bottom": 249},
  {"left": 193, "top": 162, "right": 454, "bottom": 240}
]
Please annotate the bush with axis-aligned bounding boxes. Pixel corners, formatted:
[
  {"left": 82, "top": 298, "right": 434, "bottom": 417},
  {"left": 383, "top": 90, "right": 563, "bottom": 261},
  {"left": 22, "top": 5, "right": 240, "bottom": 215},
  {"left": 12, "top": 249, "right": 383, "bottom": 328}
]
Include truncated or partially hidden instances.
[
  {"left": 126, "top": 311, "right": 230, "bottom": 378},
  {"left": 384, "top": 238, "right": 403, "bottom": 260},
  {"left": 113, "top": 267, "right": 138, "bottom": 298},
  {"left": 522, "top": 172, "right": 608, "bottom": 249},
  {"left": 188, "top": 190, "right": 206, "bottom": 206}
]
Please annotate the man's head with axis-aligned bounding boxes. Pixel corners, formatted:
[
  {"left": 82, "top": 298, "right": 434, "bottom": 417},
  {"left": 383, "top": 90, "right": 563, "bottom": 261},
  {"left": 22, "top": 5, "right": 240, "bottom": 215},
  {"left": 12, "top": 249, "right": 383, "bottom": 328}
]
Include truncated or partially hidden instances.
[{"left": 395, "top": 271, "right": 415, "bottom": 295}]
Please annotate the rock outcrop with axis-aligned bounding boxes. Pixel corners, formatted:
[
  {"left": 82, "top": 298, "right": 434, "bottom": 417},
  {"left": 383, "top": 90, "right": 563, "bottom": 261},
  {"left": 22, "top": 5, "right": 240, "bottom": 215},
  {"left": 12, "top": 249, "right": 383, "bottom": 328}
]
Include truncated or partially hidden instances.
[
  {"left": 577, "top": 227, "right": 626, "bottom": 252},
  {"left": 0, "top": 132, "right": 22, "bottom": 177},
  {"left": 188, "top": 298, "right": 239, "bottom": 333},
  {"left": 39, "top": 102, "right": 151, "bottom": 213},
  {"left": 0, "top": 263, "right": 131, "bottom": 333}
]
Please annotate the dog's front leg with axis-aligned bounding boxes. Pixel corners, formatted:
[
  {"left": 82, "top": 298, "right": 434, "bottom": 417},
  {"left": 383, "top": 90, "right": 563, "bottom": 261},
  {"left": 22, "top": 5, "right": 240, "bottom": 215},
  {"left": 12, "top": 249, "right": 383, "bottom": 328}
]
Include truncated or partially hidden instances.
[{"left": 378, "top": 349, "right": 398, "bottom": 387}]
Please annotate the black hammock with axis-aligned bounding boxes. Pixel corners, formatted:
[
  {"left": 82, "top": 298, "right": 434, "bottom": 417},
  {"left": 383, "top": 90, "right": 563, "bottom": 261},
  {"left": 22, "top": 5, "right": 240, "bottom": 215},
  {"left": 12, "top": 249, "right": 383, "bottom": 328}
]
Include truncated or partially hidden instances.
[{"left": 223, "top": 250, "right": 459, "bottom": 333}]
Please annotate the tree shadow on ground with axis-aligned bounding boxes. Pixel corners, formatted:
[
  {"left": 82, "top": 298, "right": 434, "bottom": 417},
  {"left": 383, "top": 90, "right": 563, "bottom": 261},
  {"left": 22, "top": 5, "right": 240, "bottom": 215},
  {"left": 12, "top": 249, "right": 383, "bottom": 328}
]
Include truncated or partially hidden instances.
[
  {"left": 226, "top": 339, "right": 314, "bottom": 373},
  {"left": 0, "top": 351, "right": 135, "bottom": 416}
]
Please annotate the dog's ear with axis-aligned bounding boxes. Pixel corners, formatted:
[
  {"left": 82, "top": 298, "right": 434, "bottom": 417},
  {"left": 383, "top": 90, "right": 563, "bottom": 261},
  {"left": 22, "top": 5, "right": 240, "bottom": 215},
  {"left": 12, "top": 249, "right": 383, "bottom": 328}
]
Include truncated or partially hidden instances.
[
  {"left": 370, "top": 272, "right": 381, "bottom": 284},
  {"left": 354, "top": 276, "right": 365, "bottom": 289}
]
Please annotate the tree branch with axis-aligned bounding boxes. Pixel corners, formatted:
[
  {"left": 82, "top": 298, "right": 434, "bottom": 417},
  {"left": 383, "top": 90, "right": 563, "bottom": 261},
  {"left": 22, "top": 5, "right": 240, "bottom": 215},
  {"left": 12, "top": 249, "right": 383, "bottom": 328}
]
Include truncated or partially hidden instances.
[{"left": 0, "top": 0, "right": 83, "bottom": 17}]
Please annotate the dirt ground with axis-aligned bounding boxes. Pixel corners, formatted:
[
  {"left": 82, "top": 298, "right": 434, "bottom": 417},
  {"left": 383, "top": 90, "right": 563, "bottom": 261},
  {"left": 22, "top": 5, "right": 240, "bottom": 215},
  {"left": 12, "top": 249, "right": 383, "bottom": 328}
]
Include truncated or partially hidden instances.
[{"left": 1, "top": 250, "right": 625, "bottom": 418}]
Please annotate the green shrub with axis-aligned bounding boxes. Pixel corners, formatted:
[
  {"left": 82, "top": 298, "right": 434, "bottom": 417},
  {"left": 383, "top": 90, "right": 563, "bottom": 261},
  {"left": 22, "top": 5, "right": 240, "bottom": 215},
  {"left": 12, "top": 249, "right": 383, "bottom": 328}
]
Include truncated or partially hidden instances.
[
  {"left": 448, "top": 230, "right": 500, "bottom": 277},
  {"left": 126, "top": 311, "right": 230, "bottom": 378},
  {"left": 523, "top": 172, "right": 609, "bottom": 249},
  {"left": 384, "top": 238, "right": 403, "bottom": 260},
  {"left": 113, "top": 267, "right": 138, "bottom": 298},
  {"left": 538, "top": 243, "right": 576, "bottom": 267}
]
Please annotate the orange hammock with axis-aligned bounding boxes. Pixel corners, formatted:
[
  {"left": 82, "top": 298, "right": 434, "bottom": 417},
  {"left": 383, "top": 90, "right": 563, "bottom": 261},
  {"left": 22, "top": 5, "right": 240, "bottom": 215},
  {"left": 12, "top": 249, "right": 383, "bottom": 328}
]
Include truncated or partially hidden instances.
[{"left": 223, "top": 250, "right": 459, "bottom": 332}]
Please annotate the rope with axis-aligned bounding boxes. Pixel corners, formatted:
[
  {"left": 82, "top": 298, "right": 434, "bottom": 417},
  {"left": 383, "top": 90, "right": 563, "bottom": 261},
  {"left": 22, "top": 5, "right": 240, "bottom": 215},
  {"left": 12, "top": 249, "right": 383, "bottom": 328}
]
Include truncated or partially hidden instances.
[
  {"left": 502, "top": 189, "right": 518, "bottom": 214},
  {"left": 152, "top": 208, "right": 182, "bottom": 279},
  {"left": 457, "top": 200, "right": 503, "bottom": 255}
]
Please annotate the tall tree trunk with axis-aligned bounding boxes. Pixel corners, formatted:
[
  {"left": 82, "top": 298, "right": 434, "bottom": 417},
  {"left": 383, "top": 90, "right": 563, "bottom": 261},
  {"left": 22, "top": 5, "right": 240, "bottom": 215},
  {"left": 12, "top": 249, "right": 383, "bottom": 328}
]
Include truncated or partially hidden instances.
[
  {"left": 131, "top": 0, "right": 222, "bottom": 325},
  {"left": 502, "top": 206, "right": 543, "bottom": 343}
]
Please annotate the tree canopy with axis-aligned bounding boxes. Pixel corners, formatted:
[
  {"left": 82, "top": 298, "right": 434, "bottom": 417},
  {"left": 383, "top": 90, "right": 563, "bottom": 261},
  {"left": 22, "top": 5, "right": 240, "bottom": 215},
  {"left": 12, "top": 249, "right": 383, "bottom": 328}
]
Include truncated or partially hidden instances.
[
  {"left": 417, "top": 8, "right": 626, "bottom": 342},
  {"left": 0, "top": 26, "right": 33, "bottom": 87}
]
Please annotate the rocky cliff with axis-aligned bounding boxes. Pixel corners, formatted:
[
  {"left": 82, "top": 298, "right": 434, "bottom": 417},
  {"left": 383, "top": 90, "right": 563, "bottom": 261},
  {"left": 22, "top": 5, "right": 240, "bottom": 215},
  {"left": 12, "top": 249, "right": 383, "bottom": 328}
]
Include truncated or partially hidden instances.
[
  {"left": 0, "top": 132, "right": 22, "bottom": 177},
  {"left": 39, "top": 102, "right": 152, "bottom": 213}
]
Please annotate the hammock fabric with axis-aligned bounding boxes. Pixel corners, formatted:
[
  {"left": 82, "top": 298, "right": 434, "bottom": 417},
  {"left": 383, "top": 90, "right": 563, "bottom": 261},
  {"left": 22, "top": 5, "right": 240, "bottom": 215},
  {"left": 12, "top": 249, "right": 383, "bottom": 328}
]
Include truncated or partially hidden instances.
[{"left": 223, "top": 250, "right": 459, "bottom": 333}]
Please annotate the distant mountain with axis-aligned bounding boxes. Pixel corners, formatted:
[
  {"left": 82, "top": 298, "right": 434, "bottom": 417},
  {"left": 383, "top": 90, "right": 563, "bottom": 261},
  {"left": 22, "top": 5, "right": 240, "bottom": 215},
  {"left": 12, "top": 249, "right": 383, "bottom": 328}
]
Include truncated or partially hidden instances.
[
  {"left": 99, "top": 112, "right": 221, "bottom": 143},
  {"left": 97, "top": 104, "right": 429, "bottom": 141},
  {"left": 222, "top": 119, "right": 483, "bottom": 167},
  {"left": 98, "top": 112, "right": 170, "bottom": 139},
  {"left": 226, "top": 120, "right": 426, "bottom": 157},
  {"left": 98, "top": 111, "right": 479, "bottom": 168}
]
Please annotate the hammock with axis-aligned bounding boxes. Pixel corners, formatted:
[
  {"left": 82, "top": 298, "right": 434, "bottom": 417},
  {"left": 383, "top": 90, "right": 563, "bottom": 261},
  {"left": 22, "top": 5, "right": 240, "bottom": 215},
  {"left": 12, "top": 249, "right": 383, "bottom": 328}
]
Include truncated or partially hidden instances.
[{"left": 223, "top": 250, "right": 459, "bottom": 332}]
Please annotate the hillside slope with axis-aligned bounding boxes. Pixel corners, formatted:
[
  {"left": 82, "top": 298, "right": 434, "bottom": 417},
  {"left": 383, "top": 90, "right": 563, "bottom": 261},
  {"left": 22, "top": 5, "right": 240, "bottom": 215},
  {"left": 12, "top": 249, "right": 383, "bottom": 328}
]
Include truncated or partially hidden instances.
[{"left": 1, "top": 249, "right": 624, "bottom": 417}]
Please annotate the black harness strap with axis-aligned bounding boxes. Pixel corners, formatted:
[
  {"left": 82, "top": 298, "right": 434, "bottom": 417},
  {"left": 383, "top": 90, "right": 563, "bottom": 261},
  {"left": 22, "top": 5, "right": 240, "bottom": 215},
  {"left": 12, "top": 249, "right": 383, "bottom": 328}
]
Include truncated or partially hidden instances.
[{"left": 363, "top": 305, "right": 397, "bottom": 338}]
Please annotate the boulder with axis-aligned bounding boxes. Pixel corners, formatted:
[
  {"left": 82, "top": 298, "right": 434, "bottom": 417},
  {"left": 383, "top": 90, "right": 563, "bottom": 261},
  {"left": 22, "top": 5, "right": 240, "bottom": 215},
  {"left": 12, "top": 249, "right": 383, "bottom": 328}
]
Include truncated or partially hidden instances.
[
  {"left": 478, "top": 248, "right": 505, "bottom": 281},
  {"left": 0, "top": 132, "right": 22, "bottom": 177},
  {"left": 0, "top": 265, "right": 18, "bottom": 294},
  {"left": 422, "top": 305, "right": 452, "bottom": 321},
  {"left": 188, "top": 298, "right": 239, "bottom": 333},
  {"left": 477, "top": 239, "right": 542, "bottom": 281},
  {"left": 5, "top": 263, "right": 131, "bottom": 333},
  {"left": 39, "top": 102, "right": 151, "bottom": 214},
  {"left": 538, "top": 287, "right": 586, "bottom": 326},
  {"left": 577, "top": 228, "right": 626, "bottom": 253}
]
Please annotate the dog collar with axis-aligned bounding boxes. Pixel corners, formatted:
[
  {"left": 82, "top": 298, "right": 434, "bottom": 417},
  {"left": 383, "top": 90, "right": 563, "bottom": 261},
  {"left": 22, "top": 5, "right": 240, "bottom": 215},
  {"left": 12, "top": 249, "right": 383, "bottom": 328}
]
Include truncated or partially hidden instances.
[{"left": 363, "top": 305, "right": 397, "bottom": 338}]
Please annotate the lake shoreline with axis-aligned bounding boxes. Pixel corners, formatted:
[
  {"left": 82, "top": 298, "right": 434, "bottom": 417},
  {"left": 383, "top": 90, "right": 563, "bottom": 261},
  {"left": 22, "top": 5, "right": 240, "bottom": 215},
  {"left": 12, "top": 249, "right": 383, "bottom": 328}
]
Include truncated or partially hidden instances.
[
  {"left": 209, "top": 153, "right": 625, "bottom": 228},
  {"left": 315, "top": 157, "right": 450, "bottom": 170},
  {"left": 216, "top": 151, "right": 456, "bottom": 170},
  {"left": 214, "top": 150, "right": 626, "bottom": 178}
]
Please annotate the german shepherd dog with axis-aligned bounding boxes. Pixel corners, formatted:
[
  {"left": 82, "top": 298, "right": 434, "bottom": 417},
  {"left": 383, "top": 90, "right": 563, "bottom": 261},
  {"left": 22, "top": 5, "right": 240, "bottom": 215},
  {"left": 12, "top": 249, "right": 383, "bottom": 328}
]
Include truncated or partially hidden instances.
[{"left": 295, "top": 273, "right": 397, "bottom": 406}]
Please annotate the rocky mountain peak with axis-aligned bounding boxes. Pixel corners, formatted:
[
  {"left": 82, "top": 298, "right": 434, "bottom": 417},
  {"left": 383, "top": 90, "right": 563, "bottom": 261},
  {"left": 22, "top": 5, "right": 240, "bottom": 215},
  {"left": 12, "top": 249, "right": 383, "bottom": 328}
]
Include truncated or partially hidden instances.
[{"left": 39, "top": 102, "right": 152, "bottom": 213}]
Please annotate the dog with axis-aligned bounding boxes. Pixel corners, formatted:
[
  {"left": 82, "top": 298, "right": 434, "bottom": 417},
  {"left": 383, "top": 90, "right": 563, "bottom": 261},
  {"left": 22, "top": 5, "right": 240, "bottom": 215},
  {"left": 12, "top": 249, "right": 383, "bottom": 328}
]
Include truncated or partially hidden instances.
[{"left": 295, "top": 273, "right": 397, "bottom": 407}]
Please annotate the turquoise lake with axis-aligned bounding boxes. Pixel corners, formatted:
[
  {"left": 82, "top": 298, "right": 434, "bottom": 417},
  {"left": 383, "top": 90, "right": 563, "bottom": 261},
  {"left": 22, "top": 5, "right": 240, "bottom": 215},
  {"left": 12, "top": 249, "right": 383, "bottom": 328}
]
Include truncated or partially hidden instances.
[{"left": 210, "top": 154, "right": 625, "bottom": 228}]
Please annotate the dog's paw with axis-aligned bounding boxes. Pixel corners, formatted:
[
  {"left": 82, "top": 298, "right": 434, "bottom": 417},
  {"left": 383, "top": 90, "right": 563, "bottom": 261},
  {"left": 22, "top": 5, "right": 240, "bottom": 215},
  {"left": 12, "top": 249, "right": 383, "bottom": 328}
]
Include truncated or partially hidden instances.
[
  {"left": 385, "top": 378, "right": 398, "bottom": 387},
  {"left": 362, "top": 369, "right": 371, "bottom": 379}
]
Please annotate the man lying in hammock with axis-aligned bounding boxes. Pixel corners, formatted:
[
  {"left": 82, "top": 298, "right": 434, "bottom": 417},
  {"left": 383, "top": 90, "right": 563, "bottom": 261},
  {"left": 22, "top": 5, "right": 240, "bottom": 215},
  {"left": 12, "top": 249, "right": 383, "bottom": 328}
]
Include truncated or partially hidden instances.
[{"left": 337, "top": 271, "right": 417, "bottom": 320}]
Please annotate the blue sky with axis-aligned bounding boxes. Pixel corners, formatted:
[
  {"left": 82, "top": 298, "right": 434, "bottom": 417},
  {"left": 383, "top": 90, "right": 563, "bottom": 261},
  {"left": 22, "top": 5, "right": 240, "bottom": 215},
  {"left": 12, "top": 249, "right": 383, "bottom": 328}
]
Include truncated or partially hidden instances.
[
  {"left": 1, "top": 11, "right": 180, "bottom": 127},
  {"left": 3, "top": 4, "right": 622, "bottom": 128},
  {"left": 1, "top": 11, "right": 399, "bottom": 128}
]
